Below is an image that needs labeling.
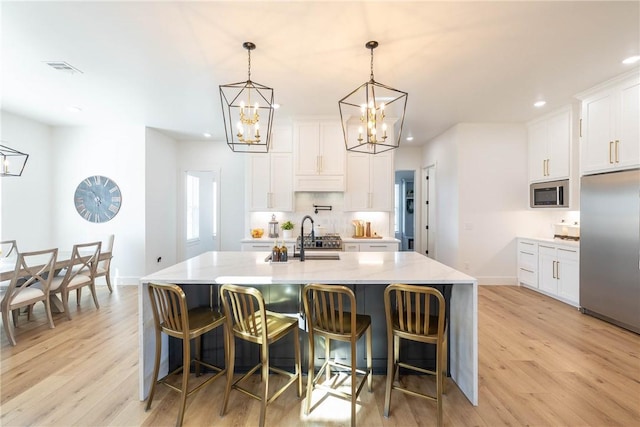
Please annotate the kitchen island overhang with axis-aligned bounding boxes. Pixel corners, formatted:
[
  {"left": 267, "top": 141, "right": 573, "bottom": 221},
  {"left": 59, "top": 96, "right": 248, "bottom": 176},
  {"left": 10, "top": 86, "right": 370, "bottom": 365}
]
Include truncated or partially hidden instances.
[{"left": 138, "top": 251, "right": 478, "bottom": 405}]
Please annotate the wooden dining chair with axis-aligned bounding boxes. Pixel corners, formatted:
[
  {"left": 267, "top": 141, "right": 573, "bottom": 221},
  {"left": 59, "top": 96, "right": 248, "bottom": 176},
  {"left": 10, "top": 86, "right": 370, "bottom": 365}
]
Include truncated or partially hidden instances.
[
  {"left": 0, "top": 248, "right": 58, "bottom": 346},
  {"left": 302, "top": 284, "right": 372, "bottom": 427},
  {"left": 146, "top": 282, "right": 227, "bottom": 427},
  {"left": 0, "top": 240, "right": 18, "bottom": 258},
  {"left": 83, "top": 234, "right": 114, "bottom": 293},
  {"left": 42, "top": 241, "right": 101, "bottom": 320},
  {"left": 383, "top": 284, "right": 447, "bottom": 427},
  {"left": 219, "top": 284, "right": 302, "bottom": 427}
]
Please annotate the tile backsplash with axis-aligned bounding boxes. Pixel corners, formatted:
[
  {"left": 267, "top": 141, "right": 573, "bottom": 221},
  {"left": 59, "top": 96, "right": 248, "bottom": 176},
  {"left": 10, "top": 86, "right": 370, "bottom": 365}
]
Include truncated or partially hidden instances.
[{"left": 247, "top": 192, "right": 392, "bottom": 238}]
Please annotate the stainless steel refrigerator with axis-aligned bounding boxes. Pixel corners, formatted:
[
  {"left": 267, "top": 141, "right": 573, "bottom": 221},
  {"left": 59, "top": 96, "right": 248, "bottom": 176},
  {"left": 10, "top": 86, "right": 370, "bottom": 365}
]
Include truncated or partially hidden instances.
[{"left": 580, "top": 168, "right": 640, "bottom": 333}]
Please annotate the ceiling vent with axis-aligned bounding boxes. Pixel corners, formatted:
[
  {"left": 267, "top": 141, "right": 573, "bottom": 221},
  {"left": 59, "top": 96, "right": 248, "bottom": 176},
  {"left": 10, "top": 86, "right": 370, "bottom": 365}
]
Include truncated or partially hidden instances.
[{"left": 44, "top": 61, "right": 83, "bottom": 74}]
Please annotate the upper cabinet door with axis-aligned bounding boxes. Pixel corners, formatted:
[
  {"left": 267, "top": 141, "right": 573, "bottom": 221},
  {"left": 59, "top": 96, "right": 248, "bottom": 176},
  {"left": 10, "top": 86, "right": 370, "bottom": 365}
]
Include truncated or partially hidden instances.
[
  {"left": 527, "top": 106, "right": 571, "bottom": 183},
  {"left": 616, "top": 77, "right": 640, "bottom": 170},
  {"left": 294, "top": 122, "right": 322, "bottom": 175},
  {"left": 579, "top": 71, "right": 639, "bottom": 175},
  {"left": 293, "top": 119, "right": 345, "bottom": 191}
]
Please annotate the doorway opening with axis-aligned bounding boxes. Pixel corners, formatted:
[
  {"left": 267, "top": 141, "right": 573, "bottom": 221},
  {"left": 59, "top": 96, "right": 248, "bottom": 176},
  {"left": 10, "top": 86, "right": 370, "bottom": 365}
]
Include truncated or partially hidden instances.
[
  {"left": 394, "top": 170, "right": 415, "bottom": 251},
  {"left": 183, "top": 169, "right": 220, "bottom": 260}
]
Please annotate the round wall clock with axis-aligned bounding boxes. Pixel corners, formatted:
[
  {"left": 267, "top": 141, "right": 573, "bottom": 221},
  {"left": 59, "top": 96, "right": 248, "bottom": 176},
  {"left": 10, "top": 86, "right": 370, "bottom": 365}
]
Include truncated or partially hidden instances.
[{"left": 74, "top": 175, "right": 122, "bottom": 223}]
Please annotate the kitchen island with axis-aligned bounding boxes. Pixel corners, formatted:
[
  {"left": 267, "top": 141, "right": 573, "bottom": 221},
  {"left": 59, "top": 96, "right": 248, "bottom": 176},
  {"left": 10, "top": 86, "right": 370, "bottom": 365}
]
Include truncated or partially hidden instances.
[{"left": 139, "top": 251, "right": 478, "bottom": 405}]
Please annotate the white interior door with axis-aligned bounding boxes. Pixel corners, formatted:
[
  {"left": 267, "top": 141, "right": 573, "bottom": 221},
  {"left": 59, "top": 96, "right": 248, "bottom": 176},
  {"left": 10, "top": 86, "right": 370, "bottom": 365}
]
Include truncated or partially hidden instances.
[{"left": 184, "top": 170, "right": 220, "bottom": 260}]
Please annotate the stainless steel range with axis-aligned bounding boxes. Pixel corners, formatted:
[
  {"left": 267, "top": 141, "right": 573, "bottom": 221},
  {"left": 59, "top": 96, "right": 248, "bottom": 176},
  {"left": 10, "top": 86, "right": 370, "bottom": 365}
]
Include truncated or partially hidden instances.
[{"left": 296, "top": 234, "right": 343, "bottom": 251}]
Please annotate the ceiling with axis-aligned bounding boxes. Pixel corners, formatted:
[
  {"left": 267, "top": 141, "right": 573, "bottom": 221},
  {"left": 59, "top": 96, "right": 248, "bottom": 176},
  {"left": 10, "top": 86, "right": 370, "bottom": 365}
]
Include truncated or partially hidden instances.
[{"left": 2, "top": 1, "right": 639, "bottom": 146}]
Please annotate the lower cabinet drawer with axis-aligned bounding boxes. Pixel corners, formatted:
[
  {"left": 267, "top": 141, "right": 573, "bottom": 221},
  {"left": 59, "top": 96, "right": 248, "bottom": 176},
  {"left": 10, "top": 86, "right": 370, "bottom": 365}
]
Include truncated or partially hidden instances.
[{"left": 518, "top": 267, "right": 537, "bottom": 287}]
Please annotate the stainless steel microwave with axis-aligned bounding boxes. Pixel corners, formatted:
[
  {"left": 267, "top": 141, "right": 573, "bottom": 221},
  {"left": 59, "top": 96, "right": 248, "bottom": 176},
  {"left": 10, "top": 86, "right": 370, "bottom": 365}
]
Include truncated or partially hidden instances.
[{"left": 530, "top": 179, "right": 569, "bottom": 208}]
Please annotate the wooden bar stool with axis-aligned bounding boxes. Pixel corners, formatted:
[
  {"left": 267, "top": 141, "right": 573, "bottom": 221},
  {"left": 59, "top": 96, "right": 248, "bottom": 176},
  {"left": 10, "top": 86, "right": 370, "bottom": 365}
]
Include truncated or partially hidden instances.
[
  {"left": 219, "top": 284, "right": 302, "bottom": 427},
  {"left": 146, "top": 282, "right": 226, "bottom": 427},
  {"left": 302, "top": 284, "right": 372, "bottom": 427},
  {"left": 383, "top": 284, "right": 447, "bottom": 427}
]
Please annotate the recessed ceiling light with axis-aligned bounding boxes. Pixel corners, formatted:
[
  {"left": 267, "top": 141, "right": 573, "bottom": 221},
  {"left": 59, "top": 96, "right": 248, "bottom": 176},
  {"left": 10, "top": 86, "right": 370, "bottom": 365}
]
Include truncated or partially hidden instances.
[
  {"left": 534, "top": 101, "right": 546, "bottom": 108},
  {"left": 68, "top": 106, "right": 83, "bottom": 113},
  {"left": 273, "top": 103, "right": 280, "bottom": 109},
  {"left": 406, "top": 136, "right": 414, "bottom": 141},
  {"left": 622, "top": 55, "right": 640, "bottom": 65},
  {"left": 203, "top": 132, "right": 212, "bottom": 138}
]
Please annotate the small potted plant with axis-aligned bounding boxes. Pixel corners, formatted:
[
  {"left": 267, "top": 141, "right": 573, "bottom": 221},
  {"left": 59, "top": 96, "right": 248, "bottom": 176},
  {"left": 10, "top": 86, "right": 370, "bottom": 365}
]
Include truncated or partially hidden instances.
[{"left": 281, "top": 221, "right": 294, "bottom": 239}]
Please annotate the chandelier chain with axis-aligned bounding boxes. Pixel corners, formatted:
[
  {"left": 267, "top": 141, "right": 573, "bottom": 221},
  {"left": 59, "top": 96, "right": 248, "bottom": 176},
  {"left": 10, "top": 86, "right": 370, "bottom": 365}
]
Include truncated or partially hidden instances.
[
  {"left": 247, "top": 48, "right": 251, "bottom": 81},
  {"left": 370, "top": 47, "right": 375, "bottom": 81}
]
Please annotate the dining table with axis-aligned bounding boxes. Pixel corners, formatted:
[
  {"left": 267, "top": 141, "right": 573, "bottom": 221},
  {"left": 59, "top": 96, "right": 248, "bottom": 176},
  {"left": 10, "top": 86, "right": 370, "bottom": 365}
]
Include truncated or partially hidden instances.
[{"left": 0, "top": 249, "right": 112, "bottom": 312}]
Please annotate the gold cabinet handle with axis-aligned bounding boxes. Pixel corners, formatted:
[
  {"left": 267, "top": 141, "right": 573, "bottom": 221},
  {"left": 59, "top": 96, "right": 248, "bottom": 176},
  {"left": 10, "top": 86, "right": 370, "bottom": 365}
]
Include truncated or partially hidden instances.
[
  {"left": 609, "top": 141, "right": 614, "bottom": 164},
  {"left": 615, "top": 140, "right": 620, "bottom": 163}
]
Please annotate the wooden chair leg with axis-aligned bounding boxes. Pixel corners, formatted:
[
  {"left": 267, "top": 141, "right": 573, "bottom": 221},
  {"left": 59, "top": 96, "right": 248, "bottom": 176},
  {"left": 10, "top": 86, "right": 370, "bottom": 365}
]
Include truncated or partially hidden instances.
[
  {"left": 89, "top": 283, "right": 100, "bottom": 309},
  {"left": 62, "top": 290, "right": 72, "bottom": 320},
  {"left": 324, "top": 336, "right": 331, "bottom": 381},
  {"left": 2, "top": 309, "right": 17, "bottom": 346},
  {"left": 11, "top": 308, "right": 19, "bottom": 327},
  {"left": 76, "top": 288, "right": 82, "bottom": 305},
  {"left": 43, "top": 299, "right": 55, "bottom": 329},
  {"left": 105, "top": 271, "right": 113, "bottom": 293}
]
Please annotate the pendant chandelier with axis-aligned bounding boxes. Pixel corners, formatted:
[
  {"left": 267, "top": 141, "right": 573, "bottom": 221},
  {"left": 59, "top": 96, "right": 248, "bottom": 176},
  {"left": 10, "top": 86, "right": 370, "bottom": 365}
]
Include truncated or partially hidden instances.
[
  {"left": 0, "top": 143, "right": 29, "bottom": 177},
  {"left": 339, "top": 41, "right": 408, "bottom": 154},
  {"left": 219, "top": 42, "right": 275, "bottom": 153}
]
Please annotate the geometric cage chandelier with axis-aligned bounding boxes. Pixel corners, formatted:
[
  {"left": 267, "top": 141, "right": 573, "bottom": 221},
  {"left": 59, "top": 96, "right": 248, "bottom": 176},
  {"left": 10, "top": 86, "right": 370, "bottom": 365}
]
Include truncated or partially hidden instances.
[
  {"left": 339, "top": 41, "right": 408, "bottom": 154},
  {"left": 0, "top": 142, "right": 29, "bottom": 177},
  {"left": 219, "top": 42, "right": 275, "bottom": 153}
]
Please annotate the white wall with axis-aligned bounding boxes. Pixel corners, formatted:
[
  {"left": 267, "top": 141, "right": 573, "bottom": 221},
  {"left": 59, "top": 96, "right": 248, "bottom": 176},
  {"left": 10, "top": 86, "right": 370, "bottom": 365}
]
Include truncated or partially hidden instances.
[
  {"left": 0, "top": 112, "right": 53, "bottom": 250},
  {"left": 423, "top": 123, "right": 557, "bottom": 284},
  {"left": 51, "top": 125, "right": 146, "bottom": 284},
  {"left": 177, "top": 140, "right": 245, "bottom": 253},
  {"left": 423, "top": 125, "right": 460, "bottom": 268},
  {"left": 145, "top": 128, "right": 177, "bottom": 274}
]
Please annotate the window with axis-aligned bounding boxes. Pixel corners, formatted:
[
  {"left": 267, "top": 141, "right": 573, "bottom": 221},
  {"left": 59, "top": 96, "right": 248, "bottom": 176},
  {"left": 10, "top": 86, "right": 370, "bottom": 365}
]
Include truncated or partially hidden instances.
[{"left": 186, "top": 174, "right": 200, "bottom": 240}]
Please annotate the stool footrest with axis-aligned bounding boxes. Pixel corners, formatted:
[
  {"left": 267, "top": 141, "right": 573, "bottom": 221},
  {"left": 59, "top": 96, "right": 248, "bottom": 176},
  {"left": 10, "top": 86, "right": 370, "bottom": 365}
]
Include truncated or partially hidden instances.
[
  {"left": 233, "top": 362, "right": 300, "bottom": 403},
  {"left": 313, "top": 360, "right": 371, "bottom": 401}
]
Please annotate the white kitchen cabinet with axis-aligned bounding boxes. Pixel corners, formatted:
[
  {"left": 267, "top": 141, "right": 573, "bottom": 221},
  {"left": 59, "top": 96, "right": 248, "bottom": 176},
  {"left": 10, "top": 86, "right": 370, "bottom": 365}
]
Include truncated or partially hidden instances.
[
  {"left": 359, "top": 242, "right": 398, "bottom": 252},
  {"left": 517, "top": 238, "right": 579, "bottom": 307},
  {"left": 342, "top": 241, "right": 398, "bottom": 252},
  {"left": 246, "top": 126, "right": 294, "bottom": 211},
  {"left": 578, "top": 71, "right": 640, "bottom": 175},
  {"left": 517, "top": 239, "right": 538, "bottom": 288},
  {"left": 527, "top": 107, "right": 571, "bottom": 182},
  {"left": 293, "top": 120, "right": 345, "bottom": 191},
  {"left": 344, "top": 151, "right": 394, "bottom": 211},
  {"left": 246, "top": 153, "right": 293, "bottom": 211},
  {"left": 538, "top": 243, "right": 579, "bottom": 307},
  {"left": 242, "top": 241, "right": 295, "bottom": 254}
]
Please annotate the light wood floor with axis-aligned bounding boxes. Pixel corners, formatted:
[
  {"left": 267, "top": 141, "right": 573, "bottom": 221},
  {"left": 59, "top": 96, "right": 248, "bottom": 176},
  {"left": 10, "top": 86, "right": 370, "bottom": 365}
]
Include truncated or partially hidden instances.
[{"left": 1, "top": 284, "right": 639, "bottom": 426}]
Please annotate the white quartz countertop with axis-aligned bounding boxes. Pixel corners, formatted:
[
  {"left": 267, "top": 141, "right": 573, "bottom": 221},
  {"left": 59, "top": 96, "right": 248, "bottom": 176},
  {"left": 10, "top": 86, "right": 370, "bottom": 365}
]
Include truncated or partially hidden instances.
[
  {"left": 141, "top": 251, "right": 476, "bottom": 285},
  {"left": 518, "top": 236, "right": 580, "bottom": 248}
]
